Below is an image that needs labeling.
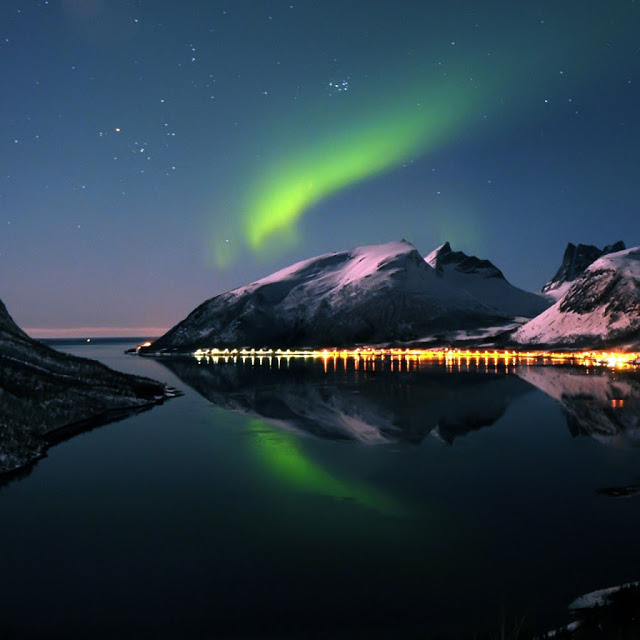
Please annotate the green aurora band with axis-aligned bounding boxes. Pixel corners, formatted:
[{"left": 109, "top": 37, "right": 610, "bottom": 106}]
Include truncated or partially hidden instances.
[
  {"left": 243, "top": 86, "right": 474, "bottom": 252},
  {"left": 209, "top": 6, "right": 624, "bottom": 266},
  {"left": 212, "top": 76, "right": 482, "bottom": 265}
]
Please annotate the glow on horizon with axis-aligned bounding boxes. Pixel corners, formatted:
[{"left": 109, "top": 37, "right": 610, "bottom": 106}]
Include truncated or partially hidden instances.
[{"left": 26, "top": 326, "right": 169, "bottom": 339}]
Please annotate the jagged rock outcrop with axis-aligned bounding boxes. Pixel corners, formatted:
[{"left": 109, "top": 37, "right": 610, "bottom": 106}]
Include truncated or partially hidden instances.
[
  {"left": 542, "top": 241, "right": 625, "bottom": 300},
  {"left": 425, "top": 242, "right": 505, "bottom": 279}
]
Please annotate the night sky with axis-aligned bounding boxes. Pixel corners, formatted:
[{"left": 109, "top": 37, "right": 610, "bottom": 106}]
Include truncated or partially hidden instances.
[{"left": 1, "top": 1, "right": 639, "bottom": 336}]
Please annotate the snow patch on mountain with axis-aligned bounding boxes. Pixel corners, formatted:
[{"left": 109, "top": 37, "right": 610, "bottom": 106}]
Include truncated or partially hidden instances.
[
  {"left": 543, "top": 281, "right": 573, "bottom": 303},
  {"left": 257, "top": 240, "right": 416, "bottom": 290}
]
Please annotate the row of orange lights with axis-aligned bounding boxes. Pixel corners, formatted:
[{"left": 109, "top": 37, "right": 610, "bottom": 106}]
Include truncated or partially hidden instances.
[{"left": 190, "top": 347, "right": 640, "bottom": 370}]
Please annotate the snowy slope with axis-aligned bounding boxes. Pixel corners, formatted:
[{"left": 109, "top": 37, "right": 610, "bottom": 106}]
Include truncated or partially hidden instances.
[
  {"left": 541, "top": 241, "right": 625, "bottom": 300},
  {"left": 542, "top": 281, "right": 573, "bottom": 303},
  {"left": 425, "top": 242, "right": 550, "bottom": 318},
  {"left": 513, "top": 247, "right": 640, "bottom": 348},
  {"left": 148, "top": 240, "right": 510, "bottom": 351}
]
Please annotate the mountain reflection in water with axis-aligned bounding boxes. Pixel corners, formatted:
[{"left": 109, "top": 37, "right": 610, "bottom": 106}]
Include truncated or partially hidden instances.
[
  {"left": 516, "top": 366, "right": 640, "bottom": 448},
  {"left": 158, "top": 357, "right": 532, "bottom": 445},
  {"left": 160, "top": 356, "right": 640, "bottom": 450},
  {"left": 516, "top": 365, "right": 640, "bottom": 498}
]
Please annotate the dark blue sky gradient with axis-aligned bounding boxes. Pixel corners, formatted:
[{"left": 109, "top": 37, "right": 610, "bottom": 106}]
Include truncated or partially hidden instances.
[{"left": 1, "top": 0, "right": 638, "bottom": 335}]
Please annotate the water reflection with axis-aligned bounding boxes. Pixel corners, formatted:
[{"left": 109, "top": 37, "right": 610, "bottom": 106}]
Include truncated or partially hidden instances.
[
  {"left": 158, "top": 357, "right": 532, "bottom": 445},
  {"left": 247, "top": 419, "right": 408, "bottom": 515},
  {"left": 516, "top": 365, "right": 640, "bottom": 498},
  {"left": 516, "top": 366, "right": 640, "bottom": 448},
  {"left": 160, "top": 356, "right": 640, "bottom": 451},
  {"left": 158, "top": 357, "right": 534, "bottom": 515}
]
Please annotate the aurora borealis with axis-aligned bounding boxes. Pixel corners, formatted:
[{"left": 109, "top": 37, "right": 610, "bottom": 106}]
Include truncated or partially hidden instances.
[
  {"left": 1, "top": 1, "right": 639, "bottom": 335},
  {"left": 235, "top": 80, "right": 477, "bottom": 260},
  {"left": 233, "top": 6, "right": 624, "bottom": 262}
]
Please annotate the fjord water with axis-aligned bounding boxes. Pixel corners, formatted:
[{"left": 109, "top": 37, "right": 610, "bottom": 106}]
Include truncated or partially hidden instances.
[{"left": 2, "top": 342, "right": 640, "bottom": 638}]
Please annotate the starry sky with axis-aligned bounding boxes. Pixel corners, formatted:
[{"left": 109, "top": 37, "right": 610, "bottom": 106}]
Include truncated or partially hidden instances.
[{"left": 1, "top": 0, "right": 639, "bottom": 336}]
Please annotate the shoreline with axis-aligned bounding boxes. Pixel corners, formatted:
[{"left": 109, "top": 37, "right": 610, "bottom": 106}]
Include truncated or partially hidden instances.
[
  {"left": 0, "top": 386, "right": 180, "bottom": 486},
  {"left": 136, "top": 345, "right": 640, "bottom": 371}
]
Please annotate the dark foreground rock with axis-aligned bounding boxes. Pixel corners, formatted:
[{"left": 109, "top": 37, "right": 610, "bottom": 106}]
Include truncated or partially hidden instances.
[{"left": 0, "top": 300, "right": 176, "bottom": 476}]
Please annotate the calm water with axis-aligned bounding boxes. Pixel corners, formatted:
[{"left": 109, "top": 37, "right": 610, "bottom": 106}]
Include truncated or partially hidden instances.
[{"left": 2, "top": 341, "right": 640, "bottom": 639}]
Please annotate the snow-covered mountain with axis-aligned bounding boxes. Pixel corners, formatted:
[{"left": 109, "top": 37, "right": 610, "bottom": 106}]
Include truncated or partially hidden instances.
[
  {"left": 425, "top": 242, "right": 550, "bottom": 318},
  {"left": 0, "top": 299, "right": 172, "bottom": 475},
  {"left": 541, "top": 241, "right": 625, "bottom": 300},
  {"left": 513, "top": 246, "right": 640, "bottom": 349},
  {"left": 146, "top": 240, "right": 512, "bottom": 352}
]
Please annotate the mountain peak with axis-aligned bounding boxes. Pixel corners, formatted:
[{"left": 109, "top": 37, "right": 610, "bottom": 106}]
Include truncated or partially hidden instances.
[
  {"left": 148, "top": 240, "right": 509, "bottom": 351},
  {"left": 422, "top": 242, "right": 550, "bottom": 318},
  {"left": 425, "top": 242, "right": 505, "bottom": 280},
  {"left": 0, "top": 299, "right": 28, "bottom": 339},
  {"left": 603, "top": 240, "right": 626, "bottom": 254},
  {"left": 515, "top": 245, "right": 640, "bottom": 349},
  {"left": 542, "top": 241, "right": 626, "bottom": 299}
]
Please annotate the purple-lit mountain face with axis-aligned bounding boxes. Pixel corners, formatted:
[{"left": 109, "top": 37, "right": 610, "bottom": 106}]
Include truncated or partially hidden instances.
[
  {"left": 425, "top": 242, "right": 550, "bottom": 318},
  {"left": 145, "top": 240, "right": 545, "bottom": 354},
  {"left": 0, "top": 299, "right": 173, "bottom": 475},
  {"left": 514, "top": 247, "right": 640, "bottom": 349},
  {"left": 541, "top": 241, "right": 626, "bottom": 301}
]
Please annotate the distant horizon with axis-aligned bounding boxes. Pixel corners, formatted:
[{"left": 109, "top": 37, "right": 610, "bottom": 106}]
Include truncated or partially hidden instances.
[{"left": 26, "top": 327, "right": 168, "bottom": 340}]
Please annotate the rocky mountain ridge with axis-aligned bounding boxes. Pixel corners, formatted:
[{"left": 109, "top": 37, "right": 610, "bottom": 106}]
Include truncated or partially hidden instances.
[
  {"left": 0, "top": 299, "right": 174, "bottom": 476},
  {"left": 141, "top": 238, "right": 639, "bottom": 353},
  {"left": 513, "top": 246, "right": 640, "bottom": 349},
  {"left": 146, "top": 240, "right": 517, "bottom": 352},
  {"left": 425, "top": 242, "right": 550, "bottom": 318},
  {"left": 542, "top": 240, "right": 625, "bottom": 300}
]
